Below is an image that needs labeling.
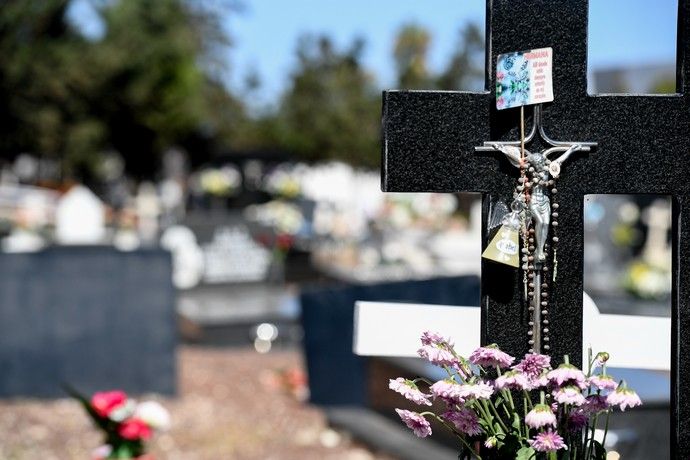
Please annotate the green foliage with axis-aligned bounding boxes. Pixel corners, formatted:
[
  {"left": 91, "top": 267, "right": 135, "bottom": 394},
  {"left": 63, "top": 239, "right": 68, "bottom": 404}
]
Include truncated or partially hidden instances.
[
  {"left": 0, "top": 0, "right": 243, "bottom": 179},
  {"left": 277, "top": 35, "right": 381, "bottom": 168},
  {"left": 0, "top": 2, "right": 483, "bottom": 177}
]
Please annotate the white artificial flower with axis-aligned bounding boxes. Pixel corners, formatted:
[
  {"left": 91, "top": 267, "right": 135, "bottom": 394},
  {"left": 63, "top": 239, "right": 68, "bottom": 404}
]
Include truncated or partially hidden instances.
[{"left": 135, "top": 401, "right": 171, "bottom": 431}]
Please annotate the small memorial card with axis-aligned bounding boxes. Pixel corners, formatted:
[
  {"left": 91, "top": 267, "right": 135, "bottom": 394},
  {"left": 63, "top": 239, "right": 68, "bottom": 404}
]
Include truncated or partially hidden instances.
[{"left": 496, "top": 47, "right": 553, "bottom": 110}]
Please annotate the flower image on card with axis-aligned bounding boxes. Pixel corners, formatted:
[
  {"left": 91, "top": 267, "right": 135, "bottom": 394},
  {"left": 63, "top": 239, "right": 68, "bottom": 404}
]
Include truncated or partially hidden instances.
[{"left": 496, "top": 47, "right": 554, "bottom": 110}]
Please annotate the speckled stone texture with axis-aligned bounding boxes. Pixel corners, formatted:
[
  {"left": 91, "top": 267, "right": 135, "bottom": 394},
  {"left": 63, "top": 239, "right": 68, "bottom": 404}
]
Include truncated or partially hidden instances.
[{"left": 382, "top": 0, "right": 690, "bottom": 455}]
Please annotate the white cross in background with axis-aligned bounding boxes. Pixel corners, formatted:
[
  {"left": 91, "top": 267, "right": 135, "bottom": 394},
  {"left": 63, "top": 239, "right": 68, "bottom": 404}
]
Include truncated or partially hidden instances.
[{"left": 354, "top": 292, "right": 670, "bottom": 371}]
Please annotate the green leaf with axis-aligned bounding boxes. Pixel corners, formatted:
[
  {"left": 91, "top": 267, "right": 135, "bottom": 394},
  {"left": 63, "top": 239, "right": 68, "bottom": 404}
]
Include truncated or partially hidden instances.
[{"left": 516, "top": 447, "right": 536, "bottom": 460}]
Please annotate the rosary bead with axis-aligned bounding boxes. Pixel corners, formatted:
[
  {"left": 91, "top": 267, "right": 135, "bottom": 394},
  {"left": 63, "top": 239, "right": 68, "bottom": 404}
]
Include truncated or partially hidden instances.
[
  {"left": 528, "top": 330, "right": 533, "bottom": 336},
  {"left": 528, "top": 348, "right": 534, "bottom": 353},
  {"left": 542, "top": 293, "right": 548, "bottom": 298},
  {"left": 522, "top": 256, "right": 528, "bottom": 262},
  {"left": 525, "top": 182, "right": 531, "bottom": 188},
  {"left": 528, "top": 340, "right": 535, "bottom": 345},
  {"left": 542, "top": 283, "right": 548, "bottom": 288},
  {"left": 541, "top": 301, "right": 548, "bottom": 306},
  {"left": 543, "top": 266, "right": 549, "bottom": 272},
  {"left": 529, "top": 321, "right": 534, "bottom": 326},
  {"left": 553, "top": 203, "right": 559, "bottom": 209},
  {"left": 552, "top": 221, "right": 558, "bottom": 227},
  {"left": 528, "top": 273, "right": 534, "bottom": 279},
  {"left": 552, "top": 188, "right": 558, "bottom": 194},
  {"left": 528, "top": 291, "right": 534, "bottom": 297},
  {"left": 552, "top": 236, "right": 559, "bottom": 242},
  {"left": 544, "top": 336, "right": 550, "bottom": 342},
  {"left": 528, "top": 306, "right": 534, "bottom": 311},
  {"left": 528, "top": 256, "right": 534, "bottom": 261},
  {"left": 522, "top": 264, "right": 529, "bottom": 270},
  {"left": 552, "top": 212, "right": 559, "bottom": 218},
  {"left": 528, "top": 282, "right": 534, "bottom": 288},
  {"left": 543, "top": 319, "right": 549, "bottom": 324},
  {"left": 529, "top": 228, "right": 535, "bottom": 234},
  {"left": 541, "top": 310, "right": 548, "bottom": 315},
  {"left": 544, "top": 344, "right": 550, "bottom": 351},
  {"left": 543, "top": 328, "right": 549, "bottom": 333}
]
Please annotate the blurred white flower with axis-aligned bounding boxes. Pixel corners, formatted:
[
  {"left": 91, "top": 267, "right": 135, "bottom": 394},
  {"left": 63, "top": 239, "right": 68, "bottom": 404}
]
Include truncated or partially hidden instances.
[{"left": 135, "top": 401, "right": 171, "bottom": 431}]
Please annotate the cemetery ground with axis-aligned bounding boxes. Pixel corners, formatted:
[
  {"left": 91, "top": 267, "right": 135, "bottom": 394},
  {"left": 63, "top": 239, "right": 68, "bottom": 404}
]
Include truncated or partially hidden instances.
[{"left": 0, "top": 345, "right": 392, "bottom": 460}]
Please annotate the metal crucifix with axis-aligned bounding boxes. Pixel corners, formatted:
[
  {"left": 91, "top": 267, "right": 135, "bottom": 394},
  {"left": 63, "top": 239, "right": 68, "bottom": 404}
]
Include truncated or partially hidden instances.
[{"left": 475, "top": 105, "right": 596, "bottom": 353}]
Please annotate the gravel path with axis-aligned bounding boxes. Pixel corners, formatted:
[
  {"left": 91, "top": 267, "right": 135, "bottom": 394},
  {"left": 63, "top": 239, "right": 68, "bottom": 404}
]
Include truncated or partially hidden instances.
[{"left": 0, "top": 346, "right": 393, "bottom": 460}]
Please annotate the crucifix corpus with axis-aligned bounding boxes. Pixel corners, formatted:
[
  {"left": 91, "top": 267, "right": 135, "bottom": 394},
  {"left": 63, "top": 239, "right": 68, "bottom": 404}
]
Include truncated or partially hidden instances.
[{"left": 381, "top": 0, "right": 690, "bottom": 454}]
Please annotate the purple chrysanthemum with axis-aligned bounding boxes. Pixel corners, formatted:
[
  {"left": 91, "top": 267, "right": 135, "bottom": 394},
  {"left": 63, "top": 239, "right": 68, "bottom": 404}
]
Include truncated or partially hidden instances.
[
  {"left": 494, "top": 370, "right": 530, "bottom": 390},
  {"left": 395, "top": 409, "right": 432, "bottom": 438},
  {"left": 567, "top": 410, "right": 589, "bottom": 432},
  {"left": 588, "top": 374, "right": 618, "bottom": 391},
  {"left": 528, "top": 430, "right": 567, "bottom": 452},
  {"left": 553, "top": 385, "right": 586, "bottom": 406},
  {"left": 547, "top": 364, "right": 587, "bottom": 389},
  {"left": 389, "top": 378, "right": 432, "bottom": 406},
  {"left": 443, "top": 408, "right": 483, "bottom": 436},
  {"left": 581, "top": 394, "right": 610, "bottom": 415},
  {"left": 606, "top": 386, "right": 642, "bottom": 412},
  {"left": 468, "top": 344, "right": 515, "bottom": 368},
  {"left": 525, "top": 404, "right": 557, "bottom": 429}
]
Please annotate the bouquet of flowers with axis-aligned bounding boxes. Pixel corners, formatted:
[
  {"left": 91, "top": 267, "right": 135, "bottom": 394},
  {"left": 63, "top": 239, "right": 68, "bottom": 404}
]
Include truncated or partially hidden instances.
[
  {"left": 390, "top": 332, "right": 641, "bottom": 460},
  {"left": 67, "top": 387, "right": 170, "bottom": 459}
]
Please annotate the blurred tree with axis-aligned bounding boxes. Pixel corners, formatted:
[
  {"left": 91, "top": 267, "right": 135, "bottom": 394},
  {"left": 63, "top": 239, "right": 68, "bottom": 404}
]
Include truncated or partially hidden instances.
[
  {"left": 436, "top": 23, "right": 484, "bottom": 91},
  {"left": 393, "top": 24, "right": 432, "bottom": 89},
  {"left": 0, "top": 0, "right": 244, "bottom": 181},
  {"left": 277, "top": 35, "right": 380, "bottom": 167}
]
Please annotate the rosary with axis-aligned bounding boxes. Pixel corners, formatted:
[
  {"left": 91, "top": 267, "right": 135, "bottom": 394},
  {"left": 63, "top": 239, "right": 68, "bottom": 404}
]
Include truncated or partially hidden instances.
[{"left": 476, "top": 105, "right": 596, "bottom": 353}]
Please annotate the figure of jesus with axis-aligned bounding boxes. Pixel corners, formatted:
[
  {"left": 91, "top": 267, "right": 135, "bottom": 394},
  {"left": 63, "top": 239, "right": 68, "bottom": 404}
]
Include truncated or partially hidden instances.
[{"left": 489, "top": 143, "right": 581, "bottom": 262}]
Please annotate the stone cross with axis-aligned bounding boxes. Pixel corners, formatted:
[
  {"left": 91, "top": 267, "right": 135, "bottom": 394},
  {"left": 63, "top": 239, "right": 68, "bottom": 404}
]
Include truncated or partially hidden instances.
[{"left": 381, "top": 0, "right": 690, "bottom": 453}]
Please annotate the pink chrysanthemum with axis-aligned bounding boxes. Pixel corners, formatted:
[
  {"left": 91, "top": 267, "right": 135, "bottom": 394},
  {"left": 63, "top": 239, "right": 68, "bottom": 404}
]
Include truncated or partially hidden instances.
[
  {"left": 494, "top": 370, "right": 530, "bottom": 390},
  {"left": 547, "top": 364, "right": 587, "bottom": 389},
  {"left": 606, "top": 387, "right": 642, "bottom": 412},
  {"left": 430, "top": 379, "right": 464, "bottom": 404},
  {"left": 417, "top": 345, "right": 458, "bottom": 367},
  {"left": 528, "top": 430, "right": 567, "bottom": 452},
  {"left": 513, "top": 353, "right": 551, "bottom": 389},
  {"left": 395, "top": 409, "right": 432, "bottom": 438},
  {"left": 513, "top": 353, "right": 551, "bottom": 378},
  {"left": 420, "top": 331, "right": 453, "bottom": 347},
  {"left": 484, "top": 436, "right": 498, "bottom": 449},
  {"left": 525, "top": 404, "right": 557, "bottom": 429},
  {"left": 589, "top": 374, "right": 618, "bottom": 391},
  {"left": 457, "top": 381, "right": 494, "bottom": 401},
  {"left": 443, "top": 408, "right": 483, "bottom": 436},
  {"left": 553, "top": 385, "right": 586, "bottom": 406},
  {"left": 581, "top": 394, "right": 610, "bottom": 414},
  {"left": 389, "top": 378, "right": 432, "bottom": 406},
  {"left": 468, "top": 344, "right": 515, "bottom": 368}
]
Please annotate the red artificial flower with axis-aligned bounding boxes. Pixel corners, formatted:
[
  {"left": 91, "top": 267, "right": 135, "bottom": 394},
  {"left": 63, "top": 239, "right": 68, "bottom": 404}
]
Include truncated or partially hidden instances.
[
  {"left": 91, "top": 390, "right": 128, "bottom": 418},
  {"left": 276, "top": 234, "right": 293, "bottom": 250},
  {"left": 118, "top": 418, "right": 152, "bottom": 441}
]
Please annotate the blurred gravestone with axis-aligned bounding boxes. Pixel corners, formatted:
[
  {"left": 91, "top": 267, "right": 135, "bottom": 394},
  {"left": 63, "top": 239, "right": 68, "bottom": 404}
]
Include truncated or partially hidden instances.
[
  {"left": 0, "top": 246, "right": 176, "bottom": 397},
  {"left": 55, "top": 185, "right": 106, "bottom": 245}
]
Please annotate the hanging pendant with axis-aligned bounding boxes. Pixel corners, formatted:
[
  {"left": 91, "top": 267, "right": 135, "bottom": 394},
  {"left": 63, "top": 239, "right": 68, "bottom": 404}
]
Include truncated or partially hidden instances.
[{"left": 482, "top": 211, "right": 521, "bottom": 267}]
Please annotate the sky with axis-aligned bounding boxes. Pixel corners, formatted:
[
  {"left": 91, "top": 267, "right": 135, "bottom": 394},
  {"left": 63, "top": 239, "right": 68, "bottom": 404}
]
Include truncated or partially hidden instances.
[{"left": 68, "top": 0, "right": 679, "bottom": 105}]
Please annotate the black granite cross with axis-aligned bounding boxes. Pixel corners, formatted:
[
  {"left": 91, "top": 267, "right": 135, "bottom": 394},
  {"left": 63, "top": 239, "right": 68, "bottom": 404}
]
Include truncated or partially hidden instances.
[{"left": 381, "top": 0, "right": 690, "bottom": 454}]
